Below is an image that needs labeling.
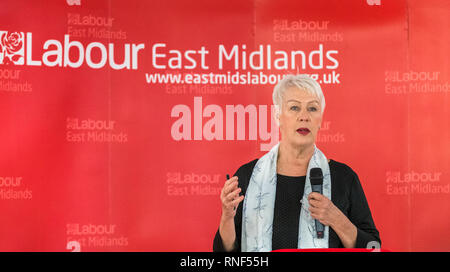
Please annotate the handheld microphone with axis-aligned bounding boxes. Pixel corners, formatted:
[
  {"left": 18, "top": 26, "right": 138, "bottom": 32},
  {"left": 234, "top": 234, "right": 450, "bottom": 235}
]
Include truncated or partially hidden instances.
[{"left": 310, "top": 167, "right": 324, "bottom": 239}]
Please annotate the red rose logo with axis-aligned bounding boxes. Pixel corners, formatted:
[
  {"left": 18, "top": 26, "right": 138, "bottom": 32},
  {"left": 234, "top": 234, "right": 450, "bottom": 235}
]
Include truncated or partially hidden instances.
[
  {"left": 0, "top": 31, "right": 24, "bottom": 64},
  {"left": 1, "top": 32, "right": 23, "bottom": 55}
]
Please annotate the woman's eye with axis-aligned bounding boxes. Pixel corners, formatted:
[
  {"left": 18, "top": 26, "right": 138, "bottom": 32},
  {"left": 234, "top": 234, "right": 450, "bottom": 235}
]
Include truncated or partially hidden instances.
[
  {"left": 290, "top": 106, "right": 299, "bottom": 111},
  {"left": 308, "top": 107, "right": 317, "bottom": 112}
]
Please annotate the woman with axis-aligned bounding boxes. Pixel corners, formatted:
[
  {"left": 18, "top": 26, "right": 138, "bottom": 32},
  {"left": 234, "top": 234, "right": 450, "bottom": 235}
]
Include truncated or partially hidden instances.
[{"left": 213, "top": 74, "right": 380, "bottom": 252}]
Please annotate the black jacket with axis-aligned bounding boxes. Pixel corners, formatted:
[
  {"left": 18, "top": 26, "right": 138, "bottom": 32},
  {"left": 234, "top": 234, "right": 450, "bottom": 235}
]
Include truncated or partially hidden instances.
[{"left": 213, "top": 159, "right": 381, "bottom": 251}]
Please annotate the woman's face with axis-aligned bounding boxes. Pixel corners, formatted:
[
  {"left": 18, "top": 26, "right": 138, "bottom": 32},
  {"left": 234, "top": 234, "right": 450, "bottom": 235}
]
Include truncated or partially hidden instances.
[{"left": 278, "top": 87, "right": 323, "bottom": 148}]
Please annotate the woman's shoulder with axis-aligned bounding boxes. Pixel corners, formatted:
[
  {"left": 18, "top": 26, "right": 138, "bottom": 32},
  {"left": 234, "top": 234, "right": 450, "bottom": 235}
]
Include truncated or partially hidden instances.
[
  {"left": 232, "top": 159, "right": 259, "bottom": 192},
  {"left": 234, "top": 158, "right": 259, "bottom": 177},
  {"left": 329, "top": 159, "right": 359, "bottom": 180}
]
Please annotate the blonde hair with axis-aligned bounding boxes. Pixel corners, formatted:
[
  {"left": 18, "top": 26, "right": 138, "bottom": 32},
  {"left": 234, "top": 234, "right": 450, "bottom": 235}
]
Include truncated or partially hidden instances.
[{"left": 272, "top": 74, "right": 326, "bottom": 116}]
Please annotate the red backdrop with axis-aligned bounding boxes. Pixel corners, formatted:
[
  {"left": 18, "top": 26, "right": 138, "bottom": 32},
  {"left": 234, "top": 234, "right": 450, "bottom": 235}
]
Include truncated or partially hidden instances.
[{"left": 0, "top": 0, "right": 449, "bottom": 252}]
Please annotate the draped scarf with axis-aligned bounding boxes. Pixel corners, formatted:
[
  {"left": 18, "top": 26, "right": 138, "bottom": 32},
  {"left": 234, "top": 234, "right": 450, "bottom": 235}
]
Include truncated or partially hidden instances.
[{"left": 241, "top": 143, "right": 331, "bottom": 251}]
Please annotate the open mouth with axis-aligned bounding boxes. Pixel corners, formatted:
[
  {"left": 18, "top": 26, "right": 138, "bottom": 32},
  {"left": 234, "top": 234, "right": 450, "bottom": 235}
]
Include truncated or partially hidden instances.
[{"left": 297, "top": 128, "right": 310, "bottom": 135}]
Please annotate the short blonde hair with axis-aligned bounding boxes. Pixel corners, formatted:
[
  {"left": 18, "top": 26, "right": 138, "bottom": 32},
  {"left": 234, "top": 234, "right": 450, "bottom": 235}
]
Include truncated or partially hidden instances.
[{"left": 272, "top": 74, "right": 326, "bottom": 115}]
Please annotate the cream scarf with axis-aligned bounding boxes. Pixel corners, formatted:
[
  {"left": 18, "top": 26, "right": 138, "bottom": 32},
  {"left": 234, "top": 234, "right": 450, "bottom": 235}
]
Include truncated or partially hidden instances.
[{"left": 241, "top": 143, "right": 331, "bottom": 251}]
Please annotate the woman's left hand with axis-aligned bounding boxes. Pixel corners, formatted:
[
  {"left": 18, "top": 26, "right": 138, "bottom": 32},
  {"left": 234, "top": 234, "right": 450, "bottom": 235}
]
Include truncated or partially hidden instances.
[{"left": 307, "top": 192, "right": 343, "bottom": 227}]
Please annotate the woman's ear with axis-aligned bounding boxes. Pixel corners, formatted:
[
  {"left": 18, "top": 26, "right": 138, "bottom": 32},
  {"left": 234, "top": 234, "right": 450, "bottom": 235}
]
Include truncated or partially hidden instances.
[{"left": 273, "top": 105, "right": 280, "bottom": 126}]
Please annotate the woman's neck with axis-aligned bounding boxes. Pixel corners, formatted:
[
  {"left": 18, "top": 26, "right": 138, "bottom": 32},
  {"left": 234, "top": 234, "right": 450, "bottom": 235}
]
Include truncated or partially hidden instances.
[{"left": 277, "top": 142, "right": 314, "bottom": 176}]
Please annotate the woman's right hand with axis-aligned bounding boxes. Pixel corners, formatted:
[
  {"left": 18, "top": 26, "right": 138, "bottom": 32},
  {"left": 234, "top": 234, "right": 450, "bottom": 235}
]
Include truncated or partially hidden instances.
[{"left": 220, "top": 176, "right": 245, "bottom": 221}]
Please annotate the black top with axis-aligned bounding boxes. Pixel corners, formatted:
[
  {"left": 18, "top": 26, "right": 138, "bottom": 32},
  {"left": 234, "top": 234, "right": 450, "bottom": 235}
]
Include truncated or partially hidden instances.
[
  {"left": 213, "top": 159, "right": 381, "bottom": 251},
  {"left": 272, "top": 174, "right": 306, "bottom": 250}
]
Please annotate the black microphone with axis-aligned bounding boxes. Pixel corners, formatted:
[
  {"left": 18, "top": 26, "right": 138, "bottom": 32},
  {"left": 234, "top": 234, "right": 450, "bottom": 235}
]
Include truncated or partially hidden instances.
[{"left": 310, "top": 167, "right": 324, "bottom": 239}]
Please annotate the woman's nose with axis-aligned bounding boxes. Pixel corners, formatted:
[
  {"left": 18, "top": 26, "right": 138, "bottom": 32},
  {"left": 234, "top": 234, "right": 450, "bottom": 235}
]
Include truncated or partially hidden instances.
[{"left": 297, "top": 110, "right": 310, "bottom": 122}]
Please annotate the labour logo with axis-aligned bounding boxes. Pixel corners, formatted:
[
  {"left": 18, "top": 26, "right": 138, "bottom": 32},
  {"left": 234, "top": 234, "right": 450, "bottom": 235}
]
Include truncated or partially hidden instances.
[
  {"left": 0, "top": 31, "right": 25, "bottom": 65},
  {"left": 67, "top": 0, "right": 81, "bottom": 6}
]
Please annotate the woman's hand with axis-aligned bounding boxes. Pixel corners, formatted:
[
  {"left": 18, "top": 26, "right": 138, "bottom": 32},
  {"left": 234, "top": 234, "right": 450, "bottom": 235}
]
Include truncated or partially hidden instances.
[
  {"left": 219, "top": 176, "right": 245, "bottom": 251},
  {"left": 307, "top": 192, "right": 342, "bottom": 227},
  {"left": 308, "top": 192, "right": 357, "bottom": 248},
  {"left": 220, "top": 176, "right": 245, "bottom": 221}
]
